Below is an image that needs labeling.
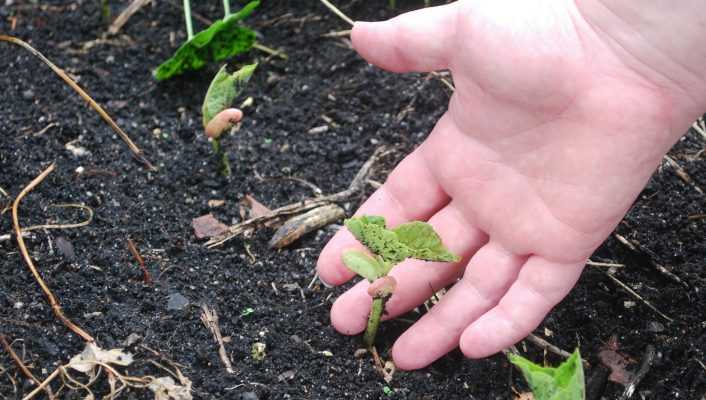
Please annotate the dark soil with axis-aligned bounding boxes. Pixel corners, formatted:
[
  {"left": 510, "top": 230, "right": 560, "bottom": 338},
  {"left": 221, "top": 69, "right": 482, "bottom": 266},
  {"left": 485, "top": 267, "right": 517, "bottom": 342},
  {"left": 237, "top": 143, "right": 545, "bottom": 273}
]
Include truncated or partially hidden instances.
[{"left": 1, "top": 1, "right": 705, "bottom": 399}]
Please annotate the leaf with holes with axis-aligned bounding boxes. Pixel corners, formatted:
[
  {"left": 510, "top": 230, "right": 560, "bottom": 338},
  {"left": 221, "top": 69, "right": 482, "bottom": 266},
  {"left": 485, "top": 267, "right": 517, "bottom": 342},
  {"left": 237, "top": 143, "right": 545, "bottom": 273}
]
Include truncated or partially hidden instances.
[{"left": 154, "top": 1, "right": 259, "bottom": 80}]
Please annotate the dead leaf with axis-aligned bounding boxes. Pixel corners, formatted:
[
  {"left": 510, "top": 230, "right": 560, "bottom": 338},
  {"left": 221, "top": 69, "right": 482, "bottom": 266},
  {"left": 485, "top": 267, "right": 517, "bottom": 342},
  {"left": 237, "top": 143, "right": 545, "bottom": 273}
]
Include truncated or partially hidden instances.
[
  {"left": 148, "top": 376, "right": 192, "bottom": 400},
  {"left": 515, "top": 392, "right": 534, "bottom": 400},
  {"left": 598, "top": 338, "right": 636, "bottom": 385},
  {"left": 192, "top": 214, "right": 228, "bottom": 239},
  {"left": 68, "top": 343, "right": 133, "bottom": 375},
  {"left": 241, "top": 194, "right": 272, "bottom": 218}
]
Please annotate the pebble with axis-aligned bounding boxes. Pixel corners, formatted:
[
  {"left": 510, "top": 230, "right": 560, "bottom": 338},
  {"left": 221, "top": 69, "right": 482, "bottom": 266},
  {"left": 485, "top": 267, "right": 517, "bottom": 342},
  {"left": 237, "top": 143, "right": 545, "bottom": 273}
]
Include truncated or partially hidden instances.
[
  {"left": 167, "top": 292, "right": 189, "bottom": 311},
  {"left": 22, "top": 89, "right": 34, "bottom": 100},
  {"left": 239, "top": 392, "right": 258, "bottom": 400},
  {"left": 278, "top": 369, "right": 296, "bottom": 382},
  {"left": 56, "top": 236, "right": 76, "bottom": 261}
]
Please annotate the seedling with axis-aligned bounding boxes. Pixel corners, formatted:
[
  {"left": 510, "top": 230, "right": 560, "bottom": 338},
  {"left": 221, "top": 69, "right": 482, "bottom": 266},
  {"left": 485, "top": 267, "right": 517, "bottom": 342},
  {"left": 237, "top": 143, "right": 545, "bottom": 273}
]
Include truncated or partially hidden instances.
[
  {"left": 201, "top": 63, "right": 257, "bottom": 176},
  {"left": 508, "top": 349, "right": 586, "bottom": 400},
  {"left": 154, "top": 0, "right": 259, "bottom": 80},
  {"left": 341, "top": 216, "right": 460, "bottom": 348}
]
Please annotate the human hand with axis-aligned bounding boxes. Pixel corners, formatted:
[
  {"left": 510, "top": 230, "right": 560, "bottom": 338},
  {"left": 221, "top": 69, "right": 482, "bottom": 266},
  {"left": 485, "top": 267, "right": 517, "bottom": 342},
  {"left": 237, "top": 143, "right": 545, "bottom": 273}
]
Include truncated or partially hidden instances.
[{"left": 317, "top": 0, "right": 706, "bottom": 369}]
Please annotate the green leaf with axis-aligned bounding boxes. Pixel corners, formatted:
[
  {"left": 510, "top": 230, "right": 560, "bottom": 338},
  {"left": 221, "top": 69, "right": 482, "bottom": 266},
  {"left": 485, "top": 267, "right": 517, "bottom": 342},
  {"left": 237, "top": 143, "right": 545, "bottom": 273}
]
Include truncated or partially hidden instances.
[
  {"left": 344, "top": 217, "right": 410, "bottom": 265},
  {"left": 508, "top": 349, "right": 585, "bottom": 400},
  {"left": 344, "top": 216, "right": 460, "bottom": 266},
  {"left": 342, "top": 250, "right": 384, "bottom": 281},
  {"left": 393, "top": 221, "right": 460, "bottom": 262},
  {"left": 202, "top": 63, "right": 257, "bottom": 129},
  {"left": 154, "top": 1, "right": 259, "bottom": 80}
]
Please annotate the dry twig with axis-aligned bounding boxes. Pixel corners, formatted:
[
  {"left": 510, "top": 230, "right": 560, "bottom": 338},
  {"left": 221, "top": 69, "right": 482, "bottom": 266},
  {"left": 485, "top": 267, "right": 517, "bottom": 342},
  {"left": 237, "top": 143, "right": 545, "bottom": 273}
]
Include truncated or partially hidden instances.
[
  {"left": 318, "top": 0, "right": 354, "bottom": 26},
  {"left": 663, "top": 155, "right": 704, "bottom": 194},
  {"left": 321, "top": 29, "right": 351, "bottom": 38},
  {"left": 587, "top": 259, "right": 625, "bottom": 268},
  {"left": 613, "top": 233, "right": 688, "bottom": 289},
  {"left": 127, "top": 239, "right": 153, "bottom": 284},
  {"left": 108, "top": 0, "right": 152, "bottom": 34},
  {"left": 602, "top": 270, "right": 673, "bottom": 323},
  {"left": 12, "top": 163, "right": 95, "bottom": 343},
  {"left": 0, "top": 335, "right": 54, "bottom": 399},
  {"left": 268, "top": 204, "right": 345, "bottom": 249},
  {"left": 525, "top": 333, "right": 590, "bottom": 368},
  {"left": 22, "top": 203, "right": 94, "bottom": 232},
  {"left": 429, "top": 71, "right": 455, "bottom": 92},
  {"left": 0, "top": 35, "right": 155, "bottom": 170},
  {"left": 206, "top": 146, "right": 390, "bottom": 248},
  {"left": 200, "top": 305, "right": 235, "bottom": 374},
  {"left": 692, "top": 117, "right": 706, "bottom": 141}
]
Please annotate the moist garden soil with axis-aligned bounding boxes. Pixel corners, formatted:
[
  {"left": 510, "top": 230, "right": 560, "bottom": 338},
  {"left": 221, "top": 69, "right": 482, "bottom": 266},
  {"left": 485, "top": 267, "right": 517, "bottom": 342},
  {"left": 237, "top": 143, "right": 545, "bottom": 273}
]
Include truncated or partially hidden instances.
[{"left": 0, "top": 1, "right": 705, "bottom": 399}]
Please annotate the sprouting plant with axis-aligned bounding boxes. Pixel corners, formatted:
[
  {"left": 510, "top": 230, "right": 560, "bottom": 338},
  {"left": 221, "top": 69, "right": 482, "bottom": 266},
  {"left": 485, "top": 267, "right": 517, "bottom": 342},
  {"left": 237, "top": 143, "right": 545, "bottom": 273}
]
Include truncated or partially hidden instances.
[
  {"left": 154, "top": 0, "right": 259, "bottom": 80},
  {"left": 341, "top": 216, "right": 460, "bottom": 348},
  {"left": 201, "top": 62, "right": 257, "bottom": 176},
  {"left": 508, "top": 349, "right": 586, "bottom": 400}
]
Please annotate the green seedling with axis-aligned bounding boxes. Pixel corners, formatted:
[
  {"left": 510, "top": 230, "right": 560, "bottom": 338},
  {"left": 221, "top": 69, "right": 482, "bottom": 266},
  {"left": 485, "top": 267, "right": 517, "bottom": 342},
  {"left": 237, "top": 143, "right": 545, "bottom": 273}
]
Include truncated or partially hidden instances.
[
  {"left": 341, "top": 216, "right": 460, "bottom": 348},
  {"left": 202, "top": 62, "right": 257, "bottom": 176},
  {"left": 382, "top": 386, "right": 393, "bottom": 396},
  {"left": 154, "top": 0, "right": 259, "bottom": 80},
  {"left": 508, "top": 349, "right": 585, "bottom": 400}
]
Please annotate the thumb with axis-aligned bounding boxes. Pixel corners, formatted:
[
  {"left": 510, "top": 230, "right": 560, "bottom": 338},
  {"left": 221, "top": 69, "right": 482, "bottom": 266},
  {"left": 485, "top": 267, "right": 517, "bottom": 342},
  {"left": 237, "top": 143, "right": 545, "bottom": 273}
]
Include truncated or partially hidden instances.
[{"left": 351, "top": 3, "right": 460, "bottom": 73}]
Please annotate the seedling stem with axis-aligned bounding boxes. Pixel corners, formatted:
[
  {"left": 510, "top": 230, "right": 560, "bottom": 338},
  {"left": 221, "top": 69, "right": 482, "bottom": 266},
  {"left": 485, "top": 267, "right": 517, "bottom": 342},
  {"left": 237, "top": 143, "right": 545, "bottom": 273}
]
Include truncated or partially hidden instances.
[
  {"left": 211, "top": 138, "right": 232, "bottom": 177},
  {"left": 364, "top": 297, "right": 386, "bottom": 347},
  {"left": 223, "top": 0, "right": 231, "bottom": 17},
  {"left": 341, "top": 216, "right": 459, "bottom": 348},
  {"left": 183, "top": 0, "right": 194, "bottom": 39}
]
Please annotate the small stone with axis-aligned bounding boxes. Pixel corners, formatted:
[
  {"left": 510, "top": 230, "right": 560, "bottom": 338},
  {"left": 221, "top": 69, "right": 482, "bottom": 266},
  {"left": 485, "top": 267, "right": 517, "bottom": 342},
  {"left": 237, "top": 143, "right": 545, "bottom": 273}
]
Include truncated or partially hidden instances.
[
  {"left": 22, "top": 89, "right": 34, "bottom": 100},
  {"left": 278, "top": 369, "right": 296, "bottom": 382},
  {"left": 623, "top": 301, "right": 636, "bottom": 309},
  {"left": 167, "top": 292, "right": 189, "bottom": 311},
  {"left": 56, "top": 236, "right": 76, "bottom": 261},
  {"left": 123, "top": 333, "right": 142, "bottom": 347},
  {"left": 307, "top": 125, "right": 328, "bottom": 134},
  {"left": 239, "top": 392, "right": 258, "bottom": 400}
]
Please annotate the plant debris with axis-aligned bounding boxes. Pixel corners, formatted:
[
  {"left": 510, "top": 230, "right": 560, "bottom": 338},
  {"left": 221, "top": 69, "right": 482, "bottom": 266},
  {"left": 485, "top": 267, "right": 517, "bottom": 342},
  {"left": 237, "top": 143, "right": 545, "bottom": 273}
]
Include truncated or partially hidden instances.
[{"left": 192, "top": 213, "right": 229, "bottom": 239}]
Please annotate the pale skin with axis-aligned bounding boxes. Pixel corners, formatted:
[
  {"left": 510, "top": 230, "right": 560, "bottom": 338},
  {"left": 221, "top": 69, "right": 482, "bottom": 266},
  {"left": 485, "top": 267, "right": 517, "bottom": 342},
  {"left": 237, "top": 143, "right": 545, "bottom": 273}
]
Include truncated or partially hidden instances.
[{"left": 316, "top": 0, "right": 706, "bottom": 370}]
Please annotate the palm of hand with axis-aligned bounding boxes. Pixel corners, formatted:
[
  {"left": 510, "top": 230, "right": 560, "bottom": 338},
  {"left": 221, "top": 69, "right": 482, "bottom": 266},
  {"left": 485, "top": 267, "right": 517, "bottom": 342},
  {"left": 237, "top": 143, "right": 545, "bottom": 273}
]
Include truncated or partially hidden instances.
[{"left": 318, "top": 1, "right": 682, "bottom": 370}]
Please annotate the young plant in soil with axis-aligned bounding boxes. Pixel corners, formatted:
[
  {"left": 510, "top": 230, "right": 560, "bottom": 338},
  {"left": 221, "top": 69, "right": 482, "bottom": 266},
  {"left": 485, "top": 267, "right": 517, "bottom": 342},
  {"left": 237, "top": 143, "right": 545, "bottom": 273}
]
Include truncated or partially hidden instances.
[
  {"left": 201, "top": 63, "right": 257, "bottom": 176},
  {"left": 341, "top": 216, "right": 460, "bottom": 348},
  {"left": 508, "top": 349, "right": 585, "bottom": 400},
  {"left": 154, "top": 0, "right": 259, "bottom": 80}
]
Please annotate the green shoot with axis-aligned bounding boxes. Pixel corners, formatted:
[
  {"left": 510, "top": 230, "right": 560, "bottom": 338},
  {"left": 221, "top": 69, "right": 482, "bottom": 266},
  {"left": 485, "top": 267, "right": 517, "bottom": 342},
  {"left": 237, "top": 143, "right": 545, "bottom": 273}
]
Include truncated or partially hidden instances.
[
  {"left": 202, "top": 63, "right": 257, "bottom": 176},
  {"left": 183, "top": 0, "right": 194, "bottom": 39},
  {"left": 508, "top": 349, "right": 586, "bottom": 400},
  {"left": 341, "top": 216, "right": 459, "bottom": 347},
  {"left": 154, "top": 1, "right": 259, "bottom": 80},
  {"left": 223, "top": 0, "right": 231, "bottom": 17}
]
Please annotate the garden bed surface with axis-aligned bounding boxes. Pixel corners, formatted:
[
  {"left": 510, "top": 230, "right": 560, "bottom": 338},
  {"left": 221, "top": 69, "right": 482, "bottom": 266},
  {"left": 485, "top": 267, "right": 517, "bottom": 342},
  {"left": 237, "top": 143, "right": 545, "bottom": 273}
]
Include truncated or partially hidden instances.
[{"left": 0, "top": 1, "right": 705, "bottom": 399}]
